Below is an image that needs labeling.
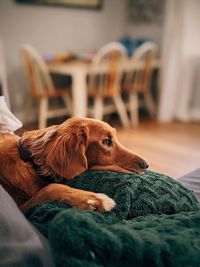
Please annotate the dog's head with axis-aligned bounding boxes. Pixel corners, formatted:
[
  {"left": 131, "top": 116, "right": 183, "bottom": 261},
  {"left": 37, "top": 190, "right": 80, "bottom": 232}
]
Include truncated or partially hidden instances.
[{"left": 20, "top": 117, "right": 148, "bottom": 181}]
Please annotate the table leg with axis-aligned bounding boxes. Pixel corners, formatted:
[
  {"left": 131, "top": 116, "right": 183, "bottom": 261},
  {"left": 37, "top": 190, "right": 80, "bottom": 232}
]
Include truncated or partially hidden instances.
[{"left": 72, "top": 70, "right": 87, "bottom": 117}]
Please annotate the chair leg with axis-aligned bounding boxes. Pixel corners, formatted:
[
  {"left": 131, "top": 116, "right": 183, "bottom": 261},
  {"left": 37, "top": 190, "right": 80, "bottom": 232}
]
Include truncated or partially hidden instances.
[
  {"left": 143, "top": 92, "right": 156, "bottom": 118},
  {"left": 62, "top": 95, "right": 72, "bottom": 116},
  {"left": 39, "top": 98, "right": 48, "bottom": 129},
  {"left": 113, "top": 95, "right": 130, "bottom": 128},
  {"left": 129, "top": 92, "right": 139, "bottom": 127},
  {"left": 94, "top": 98, "right": 103, "bottom": 121},
  {"left": 24, "top": 96, "right": 33, "bottom": 125}
]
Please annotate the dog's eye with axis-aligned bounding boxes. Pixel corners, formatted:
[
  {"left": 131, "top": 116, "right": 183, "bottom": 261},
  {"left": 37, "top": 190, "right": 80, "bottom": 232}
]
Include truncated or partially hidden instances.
[{"left": 102, "top": 137, "right": 112, "bottom": 147}]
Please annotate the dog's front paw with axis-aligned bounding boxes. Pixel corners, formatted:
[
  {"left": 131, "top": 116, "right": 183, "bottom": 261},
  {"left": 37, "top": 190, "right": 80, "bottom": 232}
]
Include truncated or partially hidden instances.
[
  {"left": 76, "top": 192, "right": 116, "bottom": 213},
  {"left": 87, "top": 193, "right": 116, "bottom": 212}
]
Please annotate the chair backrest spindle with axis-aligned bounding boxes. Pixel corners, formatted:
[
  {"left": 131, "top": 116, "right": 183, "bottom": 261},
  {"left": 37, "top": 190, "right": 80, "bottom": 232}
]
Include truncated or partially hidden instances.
[
  {"left": 88, "top": 42, "right": 128, "bottom": 98},
  {"left": 123, "top": 41, "right": 158, "bottom": 93},
  {"left": 21, "top": 45, "right": 55, "bottom": 97}
]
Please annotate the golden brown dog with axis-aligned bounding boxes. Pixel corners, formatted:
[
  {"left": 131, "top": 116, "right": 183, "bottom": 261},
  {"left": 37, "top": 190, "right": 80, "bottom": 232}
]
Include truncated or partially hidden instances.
[{"left": 0, "top": 117, "right": 148, "bottom": 212}]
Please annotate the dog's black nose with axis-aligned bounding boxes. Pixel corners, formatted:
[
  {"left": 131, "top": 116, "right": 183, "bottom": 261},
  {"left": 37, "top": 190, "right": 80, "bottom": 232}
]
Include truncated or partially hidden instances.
[{"left": 139, "top": 160, "right": 149, "bottom": 170}]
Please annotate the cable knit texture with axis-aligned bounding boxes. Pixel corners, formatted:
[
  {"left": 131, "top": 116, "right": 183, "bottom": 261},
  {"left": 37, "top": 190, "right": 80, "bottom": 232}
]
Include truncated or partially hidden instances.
[{"left": 26, "top": 170, "right": 200, "bottom": 267}]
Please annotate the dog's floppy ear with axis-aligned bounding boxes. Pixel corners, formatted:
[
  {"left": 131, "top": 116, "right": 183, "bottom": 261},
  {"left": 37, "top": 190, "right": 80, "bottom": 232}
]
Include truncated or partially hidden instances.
[
  {"left": 20, "top": 126, "right": 57, "bottom": 150},
  {"left": 45, "top": 125, "right": 89, "bottom": 180}
]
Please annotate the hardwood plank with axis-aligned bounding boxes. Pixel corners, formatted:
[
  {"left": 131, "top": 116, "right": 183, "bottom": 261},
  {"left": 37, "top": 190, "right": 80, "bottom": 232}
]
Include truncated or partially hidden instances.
[{"left": 116, "top": 121, "right": 200, "bottom": 179}]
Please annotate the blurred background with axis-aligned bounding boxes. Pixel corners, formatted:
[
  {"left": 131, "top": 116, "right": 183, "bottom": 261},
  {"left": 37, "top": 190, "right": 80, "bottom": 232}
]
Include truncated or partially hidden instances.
[{"left": 0, "top": 0, "right": 200, "bottom": 178}]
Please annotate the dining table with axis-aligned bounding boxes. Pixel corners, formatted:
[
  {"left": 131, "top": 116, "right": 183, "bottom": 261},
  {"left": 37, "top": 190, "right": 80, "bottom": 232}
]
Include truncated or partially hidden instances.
[{"left": 48, "top": 59, "right": 160, "bottom": 117}]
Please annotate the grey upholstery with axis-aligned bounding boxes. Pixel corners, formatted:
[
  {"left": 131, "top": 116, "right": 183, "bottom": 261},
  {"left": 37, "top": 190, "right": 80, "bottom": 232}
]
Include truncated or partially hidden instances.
[
  {"left": 178, "top": 168, "right": 200, "bottom": 202},
  {"left": 0, "top": 185, "right": 55, "bottom": 267}
]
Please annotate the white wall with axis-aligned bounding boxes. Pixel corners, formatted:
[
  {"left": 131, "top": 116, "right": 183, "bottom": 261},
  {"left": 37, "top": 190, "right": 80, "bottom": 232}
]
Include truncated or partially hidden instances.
[{"left": 125, "top": 24, "right": 162, "bottom": 45}]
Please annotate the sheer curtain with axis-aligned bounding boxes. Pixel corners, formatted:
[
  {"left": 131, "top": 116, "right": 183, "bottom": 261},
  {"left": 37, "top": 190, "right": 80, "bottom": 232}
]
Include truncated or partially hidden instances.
[
  {"left": 0, "top": 37, "right": 10, "bottom": 107},
  {"left": 158, "top": 0, "right": 200, "bottom": 122}
]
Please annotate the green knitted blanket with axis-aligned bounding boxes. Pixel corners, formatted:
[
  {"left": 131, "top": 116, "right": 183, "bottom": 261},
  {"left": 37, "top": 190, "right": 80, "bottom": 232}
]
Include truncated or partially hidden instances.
[{"left": 26, "top": 170, "right": 200, "bottom": 267}]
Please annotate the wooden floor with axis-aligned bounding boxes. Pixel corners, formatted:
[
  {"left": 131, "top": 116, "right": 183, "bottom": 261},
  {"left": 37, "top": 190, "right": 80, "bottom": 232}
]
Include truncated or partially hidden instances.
[
  {"left": 116, "top": 120, "right": 200, "bottom": 179},
  {"left": 22, "top": 119, "right": 200, "bottom": 179}
]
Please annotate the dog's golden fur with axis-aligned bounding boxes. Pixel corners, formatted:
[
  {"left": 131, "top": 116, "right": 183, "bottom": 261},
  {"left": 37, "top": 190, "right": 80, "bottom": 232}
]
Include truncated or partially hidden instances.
[{"left": 0, "top": 117, "right": 148, "bottom": 212}]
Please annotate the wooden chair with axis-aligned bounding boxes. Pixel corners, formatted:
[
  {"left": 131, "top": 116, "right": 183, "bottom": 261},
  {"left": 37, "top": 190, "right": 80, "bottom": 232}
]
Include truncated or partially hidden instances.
[
  {"left": 87, "top": 42, "right": 130, "bottom": 127},
  {"left": 123, "top": 41, "right": 158, "bottom": 126},
  {"left": 21, "top": 45, "right": 72, "bottom": 129}
]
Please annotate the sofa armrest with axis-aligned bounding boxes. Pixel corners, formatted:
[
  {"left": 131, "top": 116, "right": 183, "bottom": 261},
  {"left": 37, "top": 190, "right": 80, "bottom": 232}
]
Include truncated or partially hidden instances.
[
  {"left": 178, "top": 168, "right": 200, "bottom": 202},
  {"left": 0, "top": 185, "right": 55, "bottom": 267}
]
